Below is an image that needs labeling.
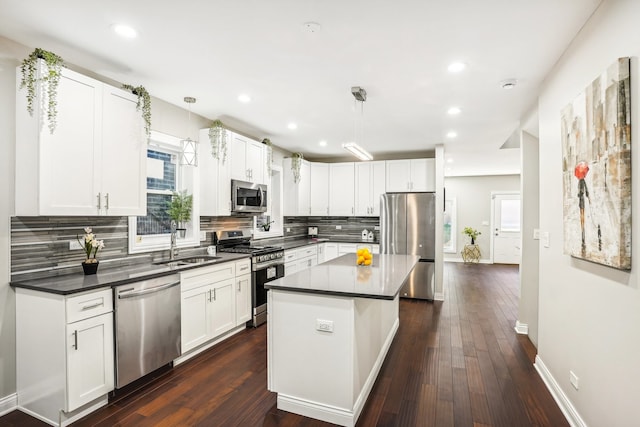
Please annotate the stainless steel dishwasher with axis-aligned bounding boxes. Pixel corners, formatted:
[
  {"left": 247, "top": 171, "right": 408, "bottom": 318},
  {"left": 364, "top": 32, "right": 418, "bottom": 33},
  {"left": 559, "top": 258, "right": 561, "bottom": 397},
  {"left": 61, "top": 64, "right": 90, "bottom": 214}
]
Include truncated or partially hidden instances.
[{"left": 114, "top": 274, "right": 181, "bottom": 388}]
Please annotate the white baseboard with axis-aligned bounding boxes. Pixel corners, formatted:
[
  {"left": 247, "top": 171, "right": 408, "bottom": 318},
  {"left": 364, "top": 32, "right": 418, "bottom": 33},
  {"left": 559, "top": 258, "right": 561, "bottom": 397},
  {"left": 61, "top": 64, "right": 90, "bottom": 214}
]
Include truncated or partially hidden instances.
[
  {"left": 0, "top": 393, "right": 17, "bottom": 417},
  {"left": 534, "top": 355, "right": 586, "bottom": 427},
  {"left": 174, "top": 324, "right": 246, "bottom": 366},
  {"left": 444, "top": 257, "right": 492, "bottom": 264},
  {"left": 434, "top": 292, "right": 444, "bottom": 301},
  {"left": 514, "top": 320, "right": 529, "bottom": 334}
]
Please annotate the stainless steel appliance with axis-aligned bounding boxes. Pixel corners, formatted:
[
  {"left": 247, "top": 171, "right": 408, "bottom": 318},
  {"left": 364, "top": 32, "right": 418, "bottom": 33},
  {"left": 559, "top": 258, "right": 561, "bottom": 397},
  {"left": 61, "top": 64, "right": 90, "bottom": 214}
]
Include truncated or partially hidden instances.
[
  {"left": 380, "top": 192, "right": 436, "bottom": 300},
  {"left": 231, "top": 179, "right": 268, "bottom": 213},
  {"left": 114, "top": 274, "right": 181, "bottom": 388},
  {"left": 217, "top": 230, "right": 284, "bottom": 327}
]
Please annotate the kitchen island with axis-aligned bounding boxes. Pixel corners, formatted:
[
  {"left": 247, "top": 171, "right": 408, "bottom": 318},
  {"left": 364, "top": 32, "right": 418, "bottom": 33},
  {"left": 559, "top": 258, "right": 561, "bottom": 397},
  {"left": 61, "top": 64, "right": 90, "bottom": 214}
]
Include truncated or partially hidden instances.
[{"left": 266, "top": 253, "right": 419, "bottom": 427}]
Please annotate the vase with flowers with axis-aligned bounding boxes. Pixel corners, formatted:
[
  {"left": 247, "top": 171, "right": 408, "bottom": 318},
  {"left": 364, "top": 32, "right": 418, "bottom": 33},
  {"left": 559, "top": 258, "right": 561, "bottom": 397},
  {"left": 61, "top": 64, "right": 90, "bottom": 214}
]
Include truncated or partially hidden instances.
[{"left": 77, "top": 227, "right": 105, "bottom": 275}]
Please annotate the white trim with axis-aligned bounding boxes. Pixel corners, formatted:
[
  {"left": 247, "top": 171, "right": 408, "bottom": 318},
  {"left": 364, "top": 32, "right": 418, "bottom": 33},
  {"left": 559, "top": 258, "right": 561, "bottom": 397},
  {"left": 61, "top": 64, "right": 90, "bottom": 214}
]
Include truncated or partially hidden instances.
[
  {"left": 534, "top": 355, "right": 586, "bottom": 427},
  {"left": 514, "top": 320, "right": 529, "bottom": 334},
  {"left": 434, "top": 292, "right": 445, "bottom": 301},
  {"left": 173, "top": 324, "right": 246, "bottom": 366},
  {"left": 443, "top": 257, "right": 492, "bottom": 264},
  {"left": 17, "top": 395, "right": 108, "bottom": 427},
  {"left": 0, "top": 393, "right": 17, "bottom": 417}
]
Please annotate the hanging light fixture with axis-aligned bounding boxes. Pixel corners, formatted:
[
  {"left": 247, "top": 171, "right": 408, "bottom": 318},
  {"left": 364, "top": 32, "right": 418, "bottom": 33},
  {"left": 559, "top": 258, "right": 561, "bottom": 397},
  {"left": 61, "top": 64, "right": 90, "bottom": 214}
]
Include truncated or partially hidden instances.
[
  {"left": 180, "top": 96, "right": 198, "bottom": 166},
  {"left": 343, "top": 86, "right": 373, "bottom": 161}
]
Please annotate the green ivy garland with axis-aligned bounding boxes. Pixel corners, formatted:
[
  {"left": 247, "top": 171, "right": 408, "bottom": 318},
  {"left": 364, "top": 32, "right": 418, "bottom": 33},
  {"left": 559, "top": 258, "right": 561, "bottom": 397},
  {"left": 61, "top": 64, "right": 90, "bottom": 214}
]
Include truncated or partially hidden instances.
[
  {"left": 122, "top": 84, "right": 151, "bottom": 141},
  {"left": 291, "top": 152, "right": 304, "bottom": 183},
  {"left": 209, "top": 119, "right": 228, "bottom": 163},
  {"left": 19, "top": 48, "right": 64, "bottom": 134},
  {"left": 263, "top": 138, "right": 273, "bottom": 177}
]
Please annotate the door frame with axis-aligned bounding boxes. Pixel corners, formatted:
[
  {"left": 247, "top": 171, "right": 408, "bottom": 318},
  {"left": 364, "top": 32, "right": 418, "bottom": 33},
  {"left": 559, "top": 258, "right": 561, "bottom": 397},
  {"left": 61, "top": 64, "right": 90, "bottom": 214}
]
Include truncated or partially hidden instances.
[{"left": 490, "top": 191, "right": 521, "bottom": 264}]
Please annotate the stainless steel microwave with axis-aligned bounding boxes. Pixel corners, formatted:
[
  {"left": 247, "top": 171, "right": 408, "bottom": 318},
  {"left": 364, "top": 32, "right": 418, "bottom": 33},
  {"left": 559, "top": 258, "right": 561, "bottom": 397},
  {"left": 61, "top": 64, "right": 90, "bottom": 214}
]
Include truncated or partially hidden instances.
[{"left": 231, "top": 179, "right": 268, "bottom": 213}]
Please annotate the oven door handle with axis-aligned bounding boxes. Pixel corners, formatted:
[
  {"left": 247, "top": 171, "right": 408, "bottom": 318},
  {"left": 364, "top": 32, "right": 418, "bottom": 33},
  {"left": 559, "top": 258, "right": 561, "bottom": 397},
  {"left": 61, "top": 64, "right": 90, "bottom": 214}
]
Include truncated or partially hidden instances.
[
  {"left": 118, "top": 281, "right": 180, "bottom": 298},
  {"left": 257, "top": 187, "right": 263, "bottom": 207},
  {"left": 253, "top": 260, "right": 284, "bottom": 271}
]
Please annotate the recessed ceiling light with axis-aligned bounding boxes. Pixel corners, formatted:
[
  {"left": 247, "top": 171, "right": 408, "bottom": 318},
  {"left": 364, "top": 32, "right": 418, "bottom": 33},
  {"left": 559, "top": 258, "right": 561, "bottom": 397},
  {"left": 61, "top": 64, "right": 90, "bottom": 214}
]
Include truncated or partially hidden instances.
[
  {"left": 238, "top": 94, "right": 251, "bottom": 103},
  {"left": 448, "top": 62, "right": 466, "bottom": 73},
  {"left": 446, "top": 131, "right": 457, "bottom": 138},
  {"left": 287, "top": 123, "right": 297, "bottom": 130},
  {"left": 111, "top": 23, "right": 137, "bottom": 39},
  {"left": 501, "top": 79, "right": 518, "bottom": 90},
  {"left": 319, "top": 140, "right": 327, "bottom": 147},
  {"left": 447, "top": 107, "right": 461, "bottom": 115}
]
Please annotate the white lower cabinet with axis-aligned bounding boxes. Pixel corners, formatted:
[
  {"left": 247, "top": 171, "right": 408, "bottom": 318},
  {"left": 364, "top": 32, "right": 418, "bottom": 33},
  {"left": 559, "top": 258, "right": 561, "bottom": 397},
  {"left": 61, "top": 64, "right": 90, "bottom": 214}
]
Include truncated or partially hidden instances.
[
  {"left": 180, "top": 259, "right": 251, "bottom": 355},
  {"left": 318, "top": 242, "right": 339, "bottom": 264},
  {"left": 338, "top": 243, "right": 379, "bottom": 256},
  {"left": 16, "top": 287, "right": 114, "bottom": 425},
  {"left": 284, "top": 245, "right": 318, "bottom": 276}
]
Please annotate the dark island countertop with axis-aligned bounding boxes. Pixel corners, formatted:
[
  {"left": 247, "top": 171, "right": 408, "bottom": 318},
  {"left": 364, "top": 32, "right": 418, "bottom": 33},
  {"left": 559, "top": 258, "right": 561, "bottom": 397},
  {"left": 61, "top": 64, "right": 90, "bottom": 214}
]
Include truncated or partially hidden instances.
[
  {"left": 10, "top": 252, "right": 250, "bottom": 295},
  {"left": 265, "top": 253, "right": 419, "bottom": 300}
]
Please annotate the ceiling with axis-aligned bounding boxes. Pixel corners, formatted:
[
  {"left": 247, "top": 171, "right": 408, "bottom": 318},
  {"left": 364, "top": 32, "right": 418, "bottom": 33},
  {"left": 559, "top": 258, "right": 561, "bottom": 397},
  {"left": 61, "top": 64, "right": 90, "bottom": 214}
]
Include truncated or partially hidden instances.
[{"left": 0, "top": 0, "right": 601, "bottom": 176}]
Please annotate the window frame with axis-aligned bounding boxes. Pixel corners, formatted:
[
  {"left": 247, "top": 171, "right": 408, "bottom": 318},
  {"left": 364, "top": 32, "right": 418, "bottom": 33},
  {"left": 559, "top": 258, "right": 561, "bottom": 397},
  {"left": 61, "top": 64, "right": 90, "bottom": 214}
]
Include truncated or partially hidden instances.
[{"left": 128, "top": 130, "right": 200, "bottom": 254}]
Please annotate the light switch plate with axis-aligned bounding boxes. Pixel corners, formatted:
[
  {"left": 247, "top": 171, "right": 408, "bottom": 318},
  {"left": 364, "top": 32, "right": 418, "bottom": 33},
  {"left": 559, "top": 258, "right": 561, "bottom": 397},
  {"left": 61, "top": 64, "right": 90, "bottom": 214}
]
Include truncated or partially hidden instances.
[
  {"left": 200, "top": 231, "right": 207, "bottom": 241},
  {"left": 542, "top": 232, "right": 550, "bottom": 248},
  {"left": 316, "top": 319, "right": 334, "bottom": 333},
  {"left": 533, "top": 228, "right": 540, "bottom": 240},
  {"left": 336, "top": 225, "right": 342, "bottom": 230},
  {"left": 69, "top": 240, "right": 83, "bottom": 250}
]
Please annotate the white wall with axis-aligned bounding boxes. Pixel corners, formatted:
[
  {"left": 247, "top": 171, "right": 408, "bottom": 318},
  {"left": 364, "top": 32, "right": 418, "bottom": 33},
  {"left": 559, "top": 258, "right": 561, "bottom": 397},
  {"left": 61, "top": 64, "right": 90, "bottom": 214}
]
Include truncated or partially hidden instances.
[
  {"left": 444, "top": 175, "right": 520, "bottom": 262},
  {"left": 519, "top": 131, "right": 540, "bottom": 346},
  {"left": 537, "top": 2, "right": 640, "bottom": 426}
]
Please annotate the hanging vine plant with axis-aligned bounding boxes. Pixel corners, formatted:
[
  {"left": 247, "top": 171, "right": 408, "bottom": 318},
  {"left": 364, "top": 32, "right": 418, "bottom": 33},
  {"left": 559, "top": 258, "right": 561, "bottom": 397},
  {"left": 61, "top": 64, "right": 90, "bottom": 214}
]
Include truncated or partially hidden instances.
[
  {"left": 209, "top": 119, "right": 228, "bottom": 163},
  {"left": 19, "top": 48, "right": 65, "bottom": 134},
  {"left": 263, "top": 138, "right": 273, "bottom": 177},
  {"left": 291, "top": 152, "right": 304, "bottom": 183},
  {"left": 122, "top": 84, "right": 151, "bottom": 141}
]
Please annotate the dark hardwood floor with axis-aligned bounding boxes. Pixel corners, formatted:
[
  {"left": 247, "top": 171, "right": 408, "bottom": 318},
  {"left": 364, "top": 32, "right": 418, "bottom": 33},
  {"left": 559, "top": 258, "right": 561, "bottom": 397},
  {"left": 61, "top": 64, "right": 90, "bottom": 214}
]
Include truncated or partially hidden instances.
[{"left": 1, "top": 263, "right": 568, "bottom": 427}]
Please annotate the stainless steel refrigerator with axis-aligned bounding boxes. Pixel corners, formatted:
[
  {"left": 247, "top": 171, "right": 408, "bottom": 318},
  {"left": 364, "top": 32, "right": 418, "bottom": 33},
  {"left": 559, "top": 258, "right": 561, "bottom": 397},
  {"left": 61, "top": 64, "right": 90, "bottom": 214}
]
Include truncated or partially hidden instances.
[{"left": 380, "top": 192, "right": 435, "bottom": 300}]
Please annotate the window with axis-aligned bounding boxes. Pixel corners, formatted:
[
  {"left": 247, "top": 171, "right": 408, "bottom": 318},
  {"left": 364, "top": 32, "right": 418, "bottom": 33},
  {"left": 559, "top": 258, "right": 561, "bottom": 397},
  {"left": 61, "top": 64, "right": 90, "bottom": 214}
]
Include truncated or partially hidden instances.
[
  {"left": 499, "top": 199, "right": 521, "bottom": 232},
  {"left": 443, "top": 198, "right": 457, "bottom": 253},
  {"left": 128, "top": 131, "right": 200, "bottom": 253}
]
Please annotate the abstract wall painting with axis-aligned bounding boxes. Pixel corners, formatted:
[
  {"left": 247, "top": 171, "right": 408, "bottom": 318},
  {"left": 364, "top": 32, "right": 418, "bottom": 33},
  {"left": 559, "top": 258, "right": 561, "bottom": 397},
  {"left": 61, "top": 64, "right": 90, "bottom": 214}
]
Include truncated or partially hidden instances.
[{"left": 561, "top": 57, "right": 631, "bottom": 270}]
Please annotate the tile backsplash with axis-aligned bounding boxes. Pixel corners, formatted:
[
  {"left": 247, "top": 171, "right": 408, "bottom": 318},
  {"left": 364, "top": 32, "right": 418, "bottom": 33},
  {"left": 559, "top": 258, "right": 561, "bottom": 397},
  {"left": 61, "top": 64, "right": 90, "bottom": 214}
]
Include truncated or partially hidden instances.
[{"left": 284, "top": 216, "right": 380, "bottom": 242}]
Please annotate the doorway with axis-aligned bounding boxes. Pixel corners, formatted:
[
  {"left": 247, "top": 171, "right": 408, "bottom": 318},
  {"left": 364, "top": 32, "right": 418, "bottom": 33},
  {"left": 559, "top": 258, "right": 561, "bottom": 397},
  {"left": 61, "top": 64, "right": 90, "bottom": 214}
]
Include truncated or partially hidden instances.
[{"left": 491, "top": 192, "right": 521, "bottom": 264}]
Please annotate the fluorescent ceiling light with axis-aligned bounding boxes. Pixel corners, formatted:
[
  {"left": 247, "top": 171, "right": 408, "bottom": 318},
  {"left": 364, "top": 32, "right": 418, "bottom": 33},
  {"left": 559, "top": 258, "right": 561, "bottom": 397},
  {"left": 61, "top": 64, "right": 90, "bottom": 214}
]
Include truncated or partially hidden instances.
[
  {"left": 447, "top": 106, "right": 461, "bottom": 115},
  {"left": 111, "top": 23, "right": 137, "bottom": 39},
  {"left": 238, "top": 94, "right": 251, "bottom": 103},
  {"left": 446, "top": 131, "right": 457, "bottom": 138},
  {"left": 447, "top": 62, "right": 466, "bottom": 73},
  {"left": 287, "top": 122, "right": 297, "bottom": 130},
  {"left": 342, "top": 142, "right": 373, "bottom": 161}
]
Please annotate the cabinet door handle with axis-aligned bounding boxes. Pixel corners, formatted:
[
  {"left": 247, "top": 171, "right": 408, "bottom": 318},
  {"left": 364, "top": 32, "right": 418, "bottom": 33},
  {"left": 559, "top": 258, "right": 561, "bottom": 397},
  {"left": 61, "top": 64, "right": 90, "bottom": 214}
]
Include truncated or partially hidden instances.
[
  {"left": 208, "top": 290, "right": 212, "bottom": 302},
  {"left": 105, "top": 193, "right": 110, "bottom": 210},
  {"left": 96, "top": 192, "right": 102, "bottom": 210},
  {"left": 351, "top": 207, "right": 354, "bottom": 215},
  {"left": 238, "top": 281, "right": 241, "bottom": 292},
  {"left": 81, "top": 302, "right": 103, "bottom": 311},
  {"left": 72, "top": 330, "right": 78, "bottom": 350}
]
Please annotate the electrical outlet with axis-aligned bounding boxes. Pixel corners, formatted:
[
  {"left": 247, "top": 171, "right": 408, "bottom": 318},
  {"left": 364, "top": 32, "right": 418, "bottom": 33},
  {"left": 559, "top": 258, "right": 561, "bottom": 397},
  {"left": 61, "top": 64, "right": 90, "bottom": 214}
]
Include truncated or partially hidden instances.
[
  {"left": 533, "top": 228, "right": 540, "bottom": 240},
  {"left": 336, "top": 225, "right": 342, "bottom": 230},
  {"left": 69, "top": 240, "right": 83, "bottom": 250},
  {"left": 200, "top": 231, "right": 207, "bottom": 241},
  {"left": 286, "top": 227, "right": 291, "bottom": 232},
  {"left": 374, "top": 226, "right": 380, "bottom": 231},
  {"left": 542, "top": 231, "right": 550, "bottom": 248},
  {"left": 570, "top": 371, "right": 579, "bottom": 390},
  {"left": 316, "top": 319, "right": 334, "bottom": 333}
]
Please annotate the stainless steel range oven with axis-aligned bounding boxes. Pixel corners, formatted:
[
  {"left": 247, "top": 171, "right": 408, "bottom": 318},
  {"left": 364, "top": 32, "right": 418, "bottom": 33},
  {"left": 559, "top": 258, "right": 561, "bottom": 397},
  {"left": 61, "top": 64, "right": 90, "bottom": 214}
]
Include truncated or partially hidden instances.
[{"left": 217, "top": 230, "right": 284, "bottom": 327}]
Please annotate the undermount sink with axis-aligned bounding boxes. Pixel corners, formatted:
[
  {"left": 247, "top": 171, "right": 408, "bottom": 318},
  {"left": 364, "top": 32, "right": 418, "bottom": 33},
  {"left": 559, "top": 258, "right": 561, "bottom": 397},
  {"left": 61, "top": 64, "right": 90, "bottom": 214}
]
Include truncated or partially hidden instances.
[{"left": 155, "top": 255, "right": 222, "bottom": 267}]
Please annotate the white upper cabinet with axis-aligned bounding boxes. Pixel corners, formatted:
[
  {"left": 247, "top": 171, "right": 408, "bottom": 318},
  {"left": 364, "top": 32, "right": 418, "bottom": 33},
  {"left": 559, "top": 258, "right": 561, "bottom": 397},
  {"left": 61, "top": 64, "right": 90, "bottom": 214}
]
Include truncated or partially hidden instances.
[
  {"left": 329, "top": 163, "right": 355, "bottom": 216},
  {"left": 15, "top": 62, "right": 146, "bottom": 216},
  {"left": 355, "top": 161, "right": 386, "bottom": 216},
  {"left": 309, "top": 163, "right": 329, "bottom": 216},
  {"left": 199, "top": 128, "right": 231, "bottom": 216},
  {"left": 283, "top": 158, "right": 310, "bottom": 216},
  {"left": 230, "top": 133, "right": 266, "bottom": 185},
  {"left": 385, "top": 158, "right": 435, "bottom": 192}
]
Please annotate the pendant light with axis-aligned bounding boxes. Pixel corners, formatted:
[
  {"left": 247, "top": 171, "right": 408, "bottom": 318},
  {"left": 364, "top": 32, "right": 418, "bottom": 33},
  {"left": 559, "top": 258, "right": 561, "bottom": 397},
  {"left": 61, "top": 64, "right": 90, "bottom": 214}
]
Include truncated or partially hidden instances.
[
  {"left": 342, "top": 86, "right": 373, "bottom": 161},
  {"left": 180, "top": 96, "right": 198, "bottom": 166}
]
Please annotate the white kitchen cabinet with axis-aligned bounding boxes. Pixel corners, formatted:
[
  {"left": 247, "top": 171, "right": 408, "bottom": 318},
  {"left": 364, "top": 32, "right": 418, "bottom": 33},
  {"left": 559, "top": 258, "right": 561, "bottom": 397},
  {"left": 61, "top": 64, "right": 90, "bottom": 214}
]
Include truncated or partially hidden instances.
[
  {"left": 310, "top": 163, "right": 329, "bottom": 216},
  {"left": 284, "top": 245, "right": 318, "bottom": 275},
  {"left": 355, "top": 161, "right": 386, "bottom": 216},
  {"left": 16, "top": 287, "right": 114, "bottom": 425},
  {"left": 181, "top": 262, "right": 238, "bottom": 354},
  {"left": 199, "top": 128, "right": 232, "bottom": 216},
  {"left": 283, "top": 158, "right": 311, "bottom": 216},
  {"left": 320, "top": 242, "right": 339, "bottom": 263},
  {"left": 329, "top": 163, "right": 355, "bottom": 216},
  {"left": 235, "top": 259, "right": 252, "bottom": 325},
  {"left": 230, "top": 133, "right": 266, "bottom": 185},
  {"left": 338, "top": 243, "right": 379, "bottom": 256},
  {"left": 15, "top": 62, "right": 146, "bottom": 216},
  {"left": 385, "top": 158, "right": 435, "bottom": 192}
]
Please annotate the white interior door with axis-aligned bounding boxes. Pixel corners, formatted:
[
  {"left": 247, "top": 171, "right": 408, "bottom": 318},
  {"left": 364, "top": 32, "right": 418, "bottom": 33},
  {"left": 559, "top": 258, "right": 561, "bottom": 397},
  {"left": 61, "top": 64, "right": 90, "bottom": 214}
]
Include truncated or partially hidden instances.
[{"left": 492, "top": 193, "right": 521, "bottom": 264}]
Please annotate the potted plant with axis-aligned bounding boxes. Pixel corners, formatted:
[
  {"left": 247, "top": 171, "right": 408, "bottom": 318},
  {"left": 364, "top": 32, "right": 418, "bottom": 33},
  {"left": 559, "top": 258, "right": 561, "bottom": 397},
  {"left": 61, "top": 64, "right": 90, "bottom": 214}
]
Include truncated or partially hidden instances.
[
  {"left": 209, "top": 119, "right": 228, "bottom": 163},
  {"left": 462, "top": 227, "right": 481, "bottom": 245},
  {"left": 122, "top": 84, "right": 151, "bottom": 141},
  {"left": 167, "top": 190, "right": 193, "bottom": 238},
  {"left": 291, "top": 152, "right": 304, "bottom": 183},
  {"left": 19, "top": 48, "right": 65, "bottom": 134},
  {"left": 77, "top": 227, "right": 105, "bottom": 275}
]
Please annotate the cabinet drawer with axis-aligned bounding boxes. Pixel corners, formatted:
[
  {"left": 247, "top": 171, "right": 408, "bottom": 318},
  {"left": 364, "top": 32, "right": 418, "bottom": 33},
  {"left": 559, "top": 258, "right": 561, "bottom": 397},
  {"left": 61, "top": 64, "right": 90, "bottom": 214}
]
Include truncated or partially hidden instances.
[
  {"left": 284, "top": 250, "right": 297, "bottom": 262},
  {"left": 298, "top": 246, "right": 317, "bottom": 257},
  {"left": 235, "top": 259, "right": 251, "bottom": 276},
  {"left": 181, "top": 262, "right": 236, "bottom": 292},
  {"left": 66, "top": 289, "right": 113, "bottom": 324}
]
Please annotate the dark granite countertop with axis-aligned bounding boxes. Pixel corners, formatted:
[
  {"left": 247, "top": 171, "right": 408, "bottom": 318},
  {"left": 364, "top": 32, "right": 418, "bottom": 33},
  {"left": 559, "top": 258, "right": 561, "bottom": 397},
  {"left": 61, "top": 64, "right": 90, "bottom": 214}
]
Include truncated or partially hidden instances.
[
  {"left": 265, "top": 253, "right": 418, "bottom": 300},
  {"left": 10, "top": 252, "right": 250, "bottom": 295}
]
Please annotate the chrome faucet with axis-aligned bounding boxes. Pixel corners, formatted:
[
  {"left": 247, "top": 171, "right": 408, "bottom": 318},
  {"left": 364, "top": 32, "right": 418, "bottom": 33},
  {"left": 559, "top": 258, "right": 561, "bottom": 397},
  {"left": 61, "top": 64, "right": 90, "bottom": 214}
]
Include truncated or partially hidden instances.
[{"left": 170, "top": 221, "right": 179, "bottom": 260}]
